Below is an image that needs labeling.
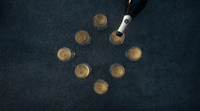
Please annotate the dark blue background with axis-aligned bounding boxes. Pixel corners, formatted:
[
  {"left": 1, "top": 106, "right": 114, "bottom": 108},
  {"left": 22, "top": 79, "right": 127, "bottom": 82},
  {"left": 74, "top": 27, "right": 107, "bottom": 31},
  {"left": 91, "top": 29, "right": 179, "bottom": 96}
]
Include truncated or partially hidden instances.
[{"left": 0, "top": 0, "right": 200, "bottom": 110}]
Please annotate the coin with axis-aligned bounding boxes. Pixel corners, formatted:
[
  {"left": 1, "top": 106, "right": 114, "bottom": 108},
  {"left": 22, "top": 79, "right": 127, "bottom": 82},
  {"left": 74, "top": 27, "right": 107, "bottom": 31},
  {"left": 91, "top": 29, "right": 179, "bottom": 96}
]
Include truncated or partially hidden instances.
[
  {"left": 93, "top": 13, "right": 107, "bottom": 30},
  {"left": 94, "top": 80, "right": 109, "bottom": 95},
  {"left": 125, "top": 46, "right": 142, "bottom": 61},
  {"left": 110, "top": 63, "right": 125, "bottom": 78},
  {"left": 109, "top": 30, "right": 125, "bottom": 45},
  {"left": 75, "top": 63, "right": 91, "bottom": 78},
  {"left": 75, "top": 30, "right": 91, "bottom": 45},
  {"left": 57, "top": 47, "right": 74, "bottom": 61}
]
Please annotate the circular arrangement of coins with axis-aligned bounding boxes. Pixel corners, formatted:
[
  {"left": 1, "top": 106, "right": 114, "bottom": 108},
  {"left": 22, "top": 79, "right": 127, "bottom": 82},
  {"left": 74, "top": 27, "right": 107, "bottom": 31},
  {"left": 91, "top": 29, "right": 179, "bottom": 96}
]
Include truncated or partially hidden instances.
[{"left": 57, "top": 13, "right": 142, "bottom": 95}]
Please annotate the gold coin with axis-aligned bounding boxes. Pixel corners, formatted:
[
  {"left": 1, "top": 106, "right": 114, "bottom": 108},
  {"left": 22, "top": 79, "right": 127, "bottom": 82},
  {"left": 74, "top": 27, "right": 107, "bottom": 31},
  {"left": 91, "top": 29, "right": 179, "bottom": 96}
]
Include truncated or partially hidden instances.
[
  {"left": 110, "top": 30, "right": 125, "bottom": 45},
  {"left": 127, "top": 46, "right": 142, "bottom": 61},
  {"left": 94, "top": 80, "right": 108, "bottom": 95},
  {"left": 110, "top": 64, "right": 125, "bottom": 78},
  {"left": 93, "top": 13, "right": 107, "bottom": 27},
  {"left": 75, "top": 30, "right": 90, "bottom": 45},
  {"left": 57, "top": 47, "right": 71, "bottom": 61},
  {"left": 75, "top": 64, "right": 90, "bottom": 78}
]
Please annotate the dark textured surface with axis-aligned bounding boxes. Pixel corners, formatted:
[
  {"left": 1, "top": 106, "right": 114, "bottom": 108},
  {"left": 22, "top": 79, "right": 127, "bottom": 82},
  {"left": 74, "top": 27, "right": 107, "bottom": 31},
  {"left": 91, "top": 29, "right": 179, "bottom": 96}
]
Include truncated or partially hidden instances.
[{"left": 0, "top": 0, "right": 200, "bottom": 110}]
